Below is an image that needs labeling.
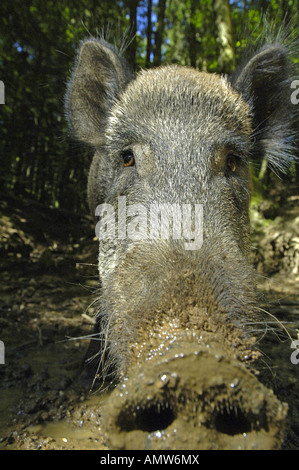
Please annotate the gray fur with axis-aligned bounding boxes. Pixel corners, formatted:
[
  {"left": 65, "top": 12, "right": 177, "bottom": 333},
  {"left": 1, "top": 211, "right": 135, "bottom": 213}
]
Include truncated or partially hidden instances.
[{"left": 65, "top": 32, "right": 298, "bottom": 379}]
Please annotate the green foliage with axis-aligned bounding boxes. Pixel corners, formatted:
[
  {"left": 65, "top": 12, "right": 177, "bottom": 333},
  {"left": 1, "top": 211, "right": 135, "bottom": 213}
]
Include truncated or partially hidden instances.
[
  {"left": 0, "top": 0, "right": 297, "bottom": 212},
  {"left": 0, "top": 0, "right": 129, "bottom": 211}
]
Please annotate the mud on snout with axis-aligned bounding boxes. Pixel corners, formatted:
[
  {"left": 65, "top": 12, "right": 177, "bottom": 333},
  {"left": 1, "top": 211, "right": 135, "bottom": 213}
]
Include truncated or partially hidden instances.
[
  {"left": 94, "top": 243, "right": 288, "bottom": 450},
  {"left": 100, "top": 317, "right": 287, "bottom": 450}
]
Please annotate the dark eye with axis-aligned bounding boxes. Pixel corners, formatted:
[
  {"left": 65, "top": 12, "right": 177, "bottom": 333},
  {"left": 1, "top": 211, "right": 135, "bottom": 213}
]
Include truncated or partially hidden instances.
[
  {"left": 226, "top": 154, "right": 240, "bottom": 173},
  {"left": 122, "top": 149, "right": 135, "bottom": 167}
]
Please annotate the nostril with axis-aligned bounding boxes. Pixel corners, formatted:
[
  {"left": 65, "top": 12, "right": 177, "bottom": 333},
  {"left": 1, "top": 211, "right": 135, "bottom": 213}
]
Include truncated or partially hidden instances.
[
  {"left": 117, "top": 401, "right": 176, "bottom": 433},
  {"left": 214, "top": 406, "right": 252, "bottom": 436},
  {"left": 102, "top": 344, "right": 287, "bottom": 450}
]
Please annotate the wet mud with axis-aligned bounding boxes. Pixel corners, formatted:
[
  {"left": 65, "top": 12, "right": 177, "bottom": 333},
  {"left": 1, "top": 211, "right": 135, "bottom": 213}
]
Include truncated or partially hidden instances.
[
  {"left": 102, "top": 326, "right": 287, "bottom": 450},
  {"left": 0, "top": 191, "right": 298, "bottom": 450}
]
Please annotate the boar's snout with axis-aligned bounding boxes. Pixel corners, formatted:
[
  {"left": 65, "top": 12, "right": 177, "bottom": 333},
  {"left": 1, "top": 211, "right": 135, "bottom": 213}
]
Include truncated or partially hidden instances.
[
  {"left": 65, "top": 32, "right": 297, "bottom": 450},
  {"left": 101, "top": 329, "right": 287, "bottom": 450}
]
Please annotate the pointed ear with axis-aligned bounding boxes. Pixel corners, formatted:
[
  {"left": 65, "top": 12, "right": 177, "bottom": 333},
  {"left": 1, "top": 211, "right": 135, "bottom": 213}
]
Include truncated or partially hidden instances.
[
  {"left": 65, "top": 38, "right": 133, "bottom": 146},
  {"left": 232, "top": 44, "right": 296, "bottom": 172}
]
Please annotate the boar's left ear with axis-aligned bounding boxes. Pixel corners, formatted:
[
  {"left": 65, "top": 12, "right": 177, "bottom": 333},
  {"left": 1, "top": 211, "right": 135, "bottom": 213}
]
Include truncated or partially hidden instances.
[
  {"left": 65, "top": 38, "right": 133, "bottom": 146},
  {"left": 232, "top": 44, "right": 296, "bottom": 173}
]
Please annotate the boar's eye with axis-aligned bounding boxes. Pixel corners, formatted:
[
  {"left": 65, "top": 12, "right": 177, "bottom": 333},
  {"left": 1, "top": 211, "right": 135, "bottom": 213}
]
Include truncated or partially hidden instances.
[
  {"left": 226, "top": 154, "right": 240, "bottom": 173},
  {"left": 122, "top": 149, "right": 135, "bottom": 167}
]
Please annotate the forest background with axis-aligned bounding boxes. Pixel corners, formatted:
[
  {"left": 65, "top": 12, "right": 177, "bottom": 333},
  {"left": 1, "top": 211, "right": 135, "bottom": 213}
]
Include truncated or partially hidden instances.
[{"left": 0, "top": 0, "right": 298, "bottom": 214}]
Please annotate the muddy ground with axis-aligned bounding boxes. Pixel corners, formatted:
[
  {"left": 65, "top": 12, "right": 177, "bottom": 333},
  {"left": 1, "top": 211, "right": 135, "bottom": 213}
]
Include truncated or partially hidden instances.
[{"left": 0, "top": 187, "right": 298, "bottom": 450}]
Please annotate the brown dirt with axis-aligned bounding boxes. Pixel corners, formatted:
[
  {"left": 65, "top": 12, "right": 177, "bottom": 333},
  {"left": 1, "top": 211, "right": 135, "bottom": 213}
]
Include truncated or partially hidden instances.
[{"left": 0, "top": 189, "right": 298, "bottom": 450}]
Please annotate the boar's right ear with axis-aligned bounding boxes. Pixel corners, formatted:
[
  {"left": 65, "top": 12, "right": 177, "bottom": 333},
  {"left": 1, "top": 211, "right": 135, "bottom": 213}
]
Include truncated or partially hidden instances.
[
  {"left": 65, "top": 38, "right": 133, "bottom": 146},
  {"left": 231, "top": 43, "right": 297, "bottom": 173}
]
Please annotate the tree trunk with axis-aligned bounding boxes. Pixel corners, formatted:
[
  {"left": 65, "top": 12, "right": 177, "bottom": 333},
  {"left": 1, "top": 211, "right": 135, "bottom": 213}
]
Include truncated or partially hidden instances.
[
  {"left": 154, "top": 0, "right": 166, "bottom": 67},
  {"left": 146, "top": 0, "right": 153, "bottom": 68},
  {"left": 213, "top": 0, "right": 235, "bottom": 74},
  {"left": 127, "top": 0, "right": 139, "bottom": 69},
  {"left": 189, "top": 0, "right": 197, "bottom": 68}
]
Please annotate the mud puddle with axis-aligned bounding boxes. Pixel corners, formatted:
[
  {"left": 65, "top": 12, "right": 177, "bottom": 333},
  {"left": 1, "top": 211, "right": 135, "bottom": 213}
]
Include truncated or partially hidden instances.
[
  {"left": 0, "top": 266, "right": 109, "bottom": 450},
  {"left": 1, "top": 394, "right": 108, "bottom": 450},
  {"left": 1, "top": 269, "right": 297, "bottom": 450},
  {"left": 0, "top": 191, "right": 298, "bottom": 449}
]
